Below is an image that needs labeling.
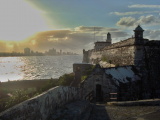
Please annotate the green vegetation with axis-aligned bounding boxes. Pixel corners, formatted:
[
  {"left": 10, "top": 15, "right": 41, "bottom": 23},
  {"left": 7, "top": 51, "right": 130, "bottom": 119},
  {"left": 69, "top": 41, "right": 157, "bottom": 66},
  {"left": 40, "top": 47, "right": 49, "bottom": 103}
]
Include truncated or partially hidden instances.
[
  {"left": 81, "top": 75, "right": 87, "bottom": 81},
  {"left": 4, "top": 89, "right": 31, "bottom": 110},
  {"left": 0, "top": 73, "right": 74, "bottom": 112},
  {"left": 58, "top": 74, "right": 74, "bottom": 86},
  {"left": 0, "top": 88, "right": 13, "bottom": 94},
  {"left": 115, "top": 63, "right": 119, "bottom": 67},
  {"left": 39, "top": 74, "right": 74, "bottom": 93},
  {"left": 102, "top": 56, "right": 107, "bottom": 62},
  {"left": 81, "top": 65, "right": 96, "bottom": 81}
]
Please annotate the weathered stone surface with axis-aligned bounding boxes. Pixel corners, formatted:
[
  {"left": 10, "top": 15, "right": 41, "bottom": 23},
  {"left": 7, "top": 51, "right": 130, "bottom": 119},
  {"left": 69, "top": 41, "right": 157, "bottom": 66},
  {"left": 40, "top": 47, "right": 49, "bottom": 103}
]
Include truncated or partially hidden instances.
[
  {"left": 107, "top": 99, "right": 160, "bottom": 106},
  {"left": 78, "top": 105, "right": 93, "bottom": 120},
  {"left": 73, "top": 63, "right": 93, "bottom": 73},
  {"left": 80, "top": 65, "right": 143, "bottom": 102},
  {"left": 0, "top": 86, "right": 85, "bottom": 120},
  {"left": 49, "top": 100, "right": 90, "bottom": 120},
  {"left": 89, "top": 104, "right": 159, "bottom": 120}
]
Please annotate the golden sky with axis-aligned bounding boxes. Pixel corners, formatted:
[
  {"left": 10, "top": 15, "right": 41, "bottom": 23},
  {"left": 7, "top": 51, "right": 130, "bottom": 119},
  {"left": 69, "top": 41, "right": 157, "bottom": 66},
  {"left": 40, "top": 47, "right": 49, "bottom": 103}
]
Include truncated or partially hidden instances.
[{"left": 0, "top": 0, "right": 160, "bottom": 54}]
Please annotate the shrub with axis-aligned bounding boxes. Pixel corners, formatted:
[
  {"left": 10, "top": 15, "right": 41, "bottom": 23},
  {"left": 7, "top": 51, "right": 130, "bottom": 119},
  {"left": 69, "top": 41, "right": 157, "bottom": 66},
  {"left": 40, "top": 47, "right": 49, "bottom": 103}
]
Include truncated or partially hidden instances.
[
  {"left": 115, "top": 63, "right": 119, "bottom": 67},
  {"left": 81, "top": 75, "right": 87, "bottom": 81},
  {"left": 58, "top": 74, "right": 74, "bottom": 86},
  {"left": 102, "top": 56, "right": 107, "bottom": 62}
]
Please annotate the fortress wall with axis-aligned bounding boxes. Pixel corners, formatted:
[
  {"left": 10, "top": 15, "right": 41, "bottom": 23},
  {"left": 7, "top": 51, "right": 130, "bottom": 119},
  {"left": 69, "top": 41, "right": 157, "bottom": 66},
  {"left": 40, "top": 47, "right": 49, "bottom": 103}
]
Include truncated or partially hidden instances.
[
  {"left": 83, "top": 38, "right": 160, "bottom": 67},
  {"left": 82, "top": 49, "right": 103, "bottom": 64},
  {"left": 143, "top": 43, "right": 160, "bottom": 94},
  {"left": 83, "top": 44, "right": 145, "bottom": 66},
  {"left": 88, "top": 50, "right": 103, "bottom": 64},
  {"left": 102, "top": 45, "right": 135, "bottom": 66},
  {"left": 83, "top": 38, "right": 137, "bottom": 65},
  {"left": 133, "top": 45, "right": 145, "bottom": 66},
  {"left": 73, "top": 63, "right": 93, "bottom": 73},
  {"left": 0, "top": 86, "right": 84, "bottom": 120},
  {"left": 103, "top": 38, "right": 135, "bottom": 50}
]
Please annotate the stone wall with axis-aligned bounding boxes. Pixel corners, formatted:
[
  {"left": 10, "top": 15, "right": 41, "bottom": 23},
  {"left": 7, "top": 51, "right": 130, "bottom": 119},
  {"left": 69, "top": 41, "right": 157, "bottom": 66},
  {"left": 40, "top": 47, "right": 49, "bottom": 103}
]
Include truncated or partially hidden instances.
[
  {"left": 83, "top": 38, "right": 137, "bottom": 65},
  {"left": 102, "top": 45, "right": 135, "bottom": 66},
  {"left": 73, "top": 63, "right": 93, "bottom": 73},
  {"left": 103, "top": 38, "right": 135, "bottom": 50},
  {"left": 0, "top": 86, "right": 84, "bottom": 120},
  {"left": 80, "top": 65, "right": 144, "bottom": 101},
  {"left": 80, "top": 65, "right": 118, "bottom": 101},
  {"left": 82, "top": 37, "right": 154, "bottom": 66},
  {"left": 141, "top": 42, "right": 160, "bottom": 99}
]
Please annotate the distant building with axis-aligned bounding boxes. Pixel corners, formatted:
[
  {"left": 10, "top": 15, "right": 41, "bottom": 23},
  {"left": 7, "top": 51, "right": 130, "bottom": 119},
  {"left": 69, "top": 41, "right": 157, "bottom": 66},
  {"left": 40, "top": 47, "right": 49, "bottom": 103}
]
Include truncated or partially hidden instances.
[
  {"left": 48, "top": 48, "right": 56, "bottom": 55},
  {"left": 24, "top": 48, "right": 30, "bottom": 55},
  {"left": 60, "top": 49, "right": 62, "bottom": 55},
  {"left": 94, "top": 32, "right": 112, "bottom": 50}
]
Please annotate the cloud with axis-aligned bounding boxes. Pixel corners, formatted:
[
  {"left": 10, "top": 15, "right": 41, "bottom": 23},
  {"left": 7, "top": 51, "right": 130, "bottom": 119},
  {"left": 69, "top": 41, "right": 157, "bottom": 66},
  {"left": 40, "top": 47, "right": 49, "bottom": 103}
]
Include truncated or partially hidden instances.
[
  {"left": 116, "top": 17, "right": 136, "bottom": 27},
  {"left": 116, "top": 15, "right": 160, "bottom": 27},
  {"left": 137, "top": 15, "right": 160, "bottom": 24},
  {"left": 143, "top": 29, "right": 160, "bottom": 40},
  {"left": 36, "top": 30, "right": 71, "bottom": 38},
  {"left": 110, "top": 11, "right": 160, "bottom": 16},
  {"left": 110, "top": 32, "right": 130, "bottom": 38},
  {"left": 0, "top": 41, "right": 7, "bottom": 52},
  {"left": 0, "top": 26, "right": 129, "bottom": 54},
  {"left": 74, "top": 26, "right": 123, "bottom": 32},
  {"left": 128, "top": 4, "right": 160, "bottom": 8}
]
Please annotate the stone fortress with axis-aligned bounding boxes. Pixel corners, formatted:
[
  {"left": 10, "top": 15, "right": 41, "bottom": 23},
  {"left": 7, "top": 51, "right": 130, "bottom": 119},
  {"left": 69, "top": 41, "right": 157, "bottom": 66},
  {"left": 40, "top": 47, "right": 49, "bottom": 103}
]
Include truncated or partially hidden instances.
[
  {"left": 75, "top": 25, "right": 160, "bottom": 102},
  {"left": 83, "top": 25, "right": 152, "bottom": 66}
]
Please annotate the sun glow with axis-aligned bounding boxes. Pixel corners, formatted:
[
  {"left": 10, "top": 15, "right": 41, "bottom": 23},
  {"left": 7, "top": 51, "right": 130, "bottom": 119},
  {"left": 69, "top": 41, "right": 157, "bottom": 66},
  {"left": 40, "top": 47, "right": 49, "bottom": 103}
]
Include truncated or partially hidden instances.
[{"left": 0, "top": 0, "right": 48, "bottom": 41}]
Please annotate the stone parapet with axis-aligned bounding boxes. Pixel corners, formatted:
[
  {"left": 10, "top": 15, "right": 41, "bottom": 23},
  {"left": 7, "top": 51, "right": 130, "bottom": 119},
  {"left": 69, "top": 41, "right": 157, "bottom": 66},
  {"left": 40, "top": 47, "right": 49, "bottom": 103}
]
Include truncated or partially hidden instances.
[
  {"left": 103, "top": 38, "right": 136, "bottom": 50},
  {"left": 0, "top": 86, "right": 84, "bottom": 120}
]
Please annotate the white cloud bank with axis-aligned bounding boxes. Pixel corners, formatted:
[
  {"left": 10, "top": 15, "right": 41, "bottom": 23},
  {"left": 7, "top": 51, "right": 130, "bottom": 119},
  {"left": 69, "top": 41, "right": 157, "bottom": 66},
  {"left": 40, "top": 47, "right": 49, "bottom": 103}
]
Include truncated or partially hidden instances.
[
  {"left": 128, "top": 4, "right": 160, "bottom": 8},
  {"left": 110, "top": 11, "right": 160, "bottom": 16},
  {"left": 116, "top": 15, "right": 160, "bottom": 27}
]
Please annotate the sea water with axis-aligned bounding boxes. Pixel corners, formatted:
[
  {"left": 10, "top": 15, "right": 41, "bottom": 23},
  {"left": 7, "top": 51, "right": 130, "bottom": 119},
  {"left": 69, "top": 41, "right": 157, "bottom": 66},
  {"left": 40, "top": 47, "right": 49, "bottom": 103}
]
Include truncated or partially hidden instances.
[{"left": 0, "top": 55, "right": 83, "bottom": 82}]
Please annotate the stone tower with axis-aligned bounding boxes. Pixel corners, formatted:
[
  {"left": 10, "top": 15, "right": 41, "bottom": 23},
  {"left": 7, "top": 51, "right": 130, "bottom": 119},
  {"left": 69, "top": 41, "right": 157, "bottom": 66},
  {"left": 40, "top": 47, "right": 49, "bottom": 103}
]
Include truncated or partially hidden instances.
[
  {"left": 106, "top": 32, "right": 112, "bottom": 43},
  {"left": 133, "top": 25, "right": 144, "bottom": 39}
]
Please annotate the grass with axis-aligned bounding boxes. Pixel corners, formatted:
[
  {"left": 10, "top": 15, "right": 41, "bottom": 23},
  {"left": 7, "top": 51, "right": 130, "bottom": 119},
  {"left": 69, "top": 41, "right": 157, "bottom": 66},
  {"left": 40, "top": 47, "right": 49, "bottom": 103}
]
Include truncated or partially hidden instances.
[
  {"left": 102, "top": 56, "right": 107, "bottom": 62},
  {"left": 81, "top": 75, "right": 87, "bottom": 82}
]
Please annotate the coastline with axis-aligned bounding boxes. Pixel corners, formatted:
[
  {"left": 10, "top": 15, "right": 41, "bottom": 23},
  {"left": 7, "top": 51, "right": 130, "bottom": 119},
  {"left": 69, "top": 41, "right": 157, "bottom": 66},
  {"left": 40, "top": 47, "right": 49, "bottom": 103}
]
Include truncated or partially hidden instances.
[{"left": 0, "top": 54, "right": 79, "bottom": 57}]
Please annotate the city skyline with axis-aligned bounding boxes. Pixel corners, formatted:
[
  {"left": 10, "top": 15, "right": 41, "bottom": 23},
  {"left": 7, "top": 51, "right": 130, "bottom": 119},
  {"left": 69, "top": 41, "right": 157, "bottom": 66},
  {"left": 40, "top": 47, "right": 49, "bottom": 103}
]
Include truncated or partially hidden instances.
[
  {"left": 0, "top": 0, "right": 160, "bottom": 54},
  {"left": 0, "top": 47, "right": 78, "bottom": 57}
]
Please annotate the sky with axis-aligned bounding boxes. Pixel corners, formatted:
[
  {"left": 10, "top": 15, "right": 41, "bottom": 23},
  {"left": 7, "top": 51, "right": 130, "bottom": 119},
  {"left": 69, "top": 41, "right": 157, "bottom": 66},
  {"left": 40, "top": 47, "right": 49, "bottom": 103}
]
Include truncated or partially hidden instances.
[{"left": 0, "top": 0, "right": 160, "bottom": 54}]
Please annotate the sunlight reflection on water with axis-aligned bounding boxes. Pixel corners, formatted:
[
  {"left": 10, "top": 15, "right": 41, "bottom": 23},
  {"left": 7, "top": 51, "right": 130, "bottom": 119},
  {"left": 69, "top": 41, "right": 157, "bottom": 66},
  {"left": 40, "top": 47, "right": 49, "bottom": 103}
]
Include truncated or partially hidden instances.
[{"left": 0, "top": 55, "right": 82, "bottom": 82}]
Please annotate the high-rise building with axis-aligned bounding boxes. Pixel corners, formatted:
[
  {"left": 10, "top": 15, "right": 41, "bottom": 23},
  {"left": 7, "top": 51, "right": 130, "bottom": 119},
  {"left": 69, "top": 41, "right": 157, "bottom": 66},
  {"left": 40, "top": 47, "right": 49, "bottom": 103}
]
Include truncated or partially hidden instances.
[
  {"left": 49, "top": 48, "right": 56, "bottom": 55},
  {"left": 24, "top": 48, "right": 30, "bottom": 55},
  {"left": 60, "top": 49, "right": 62, "bottom": 55}
]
